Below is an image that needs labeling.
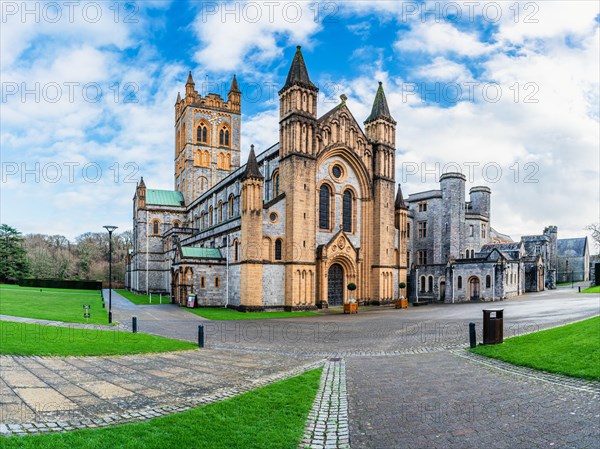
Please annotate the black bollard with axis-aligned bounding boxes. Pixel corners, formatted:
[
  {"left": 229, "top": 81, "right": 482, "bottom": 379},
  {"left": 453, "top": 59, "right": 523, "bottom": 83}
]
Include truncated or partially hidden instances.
[
  {"left": 132, "top": 316, "right": 137, "bottom": 333},
  {"left": 578, "top": 286, "right": 581, "bottom": 293},
  {"left": 469, "top": 322, "right": 477, "bottom": 348},
  {"left": 198, "top": 325, "right": 204, "bottom": 348}
]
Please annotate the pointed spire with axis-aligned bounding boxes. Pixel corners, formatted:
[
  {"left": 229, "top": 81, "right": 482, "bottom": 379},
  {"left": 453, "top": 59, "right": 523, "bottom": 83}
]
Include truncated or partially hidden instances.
[
  {"left": 282, "top": 46, "right": 316, "bottom": 91},
  {"left": 139, "top": 176, "right": 146, "bottom": 188},
  {"left": 229, "top": 74, "right": 241, "bottom": 93},
  {"left": 186, "top": 71, "right": 194, "bottom": 85},
  {"left": 395, "top": 184, "right": 407, "bottom": 209},
  {"left": 241, "top": 145, "right": 263, "bottom": 180},
  {"left": 176, "top": 91, "right": 181, "bottom": 102},
  {"left": 365, "top": 81, "right": 396, "bottom": 125}
]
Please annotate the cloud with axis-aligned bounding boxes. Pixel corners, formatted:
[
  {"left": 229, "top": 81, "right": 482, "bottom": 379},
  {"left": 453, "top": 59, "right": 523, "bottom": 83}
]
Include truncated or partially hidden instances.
[
  {"left": 413, "top": 56, "right": 474, "bottom": 83},
  {"left": 395, "top": 22, "right": 494, "bottom": 57},
  {"left": 191, "top": 1, "right": 321, "bottom": 73}
]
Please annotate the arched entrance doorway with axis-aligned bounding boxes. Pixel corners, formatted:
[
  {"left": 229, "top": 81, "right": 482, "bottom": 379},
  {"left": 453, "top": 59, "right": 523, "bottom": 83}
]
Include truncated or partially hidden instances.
[
  {"left": 439, "top": 280, "right": 446, "bottom": 301},
  {"left": 469, "top": 276, "right": 480, "bottom": 300},
  {"left": 328, "top": 263, "right": 344, "bottom": 306}
]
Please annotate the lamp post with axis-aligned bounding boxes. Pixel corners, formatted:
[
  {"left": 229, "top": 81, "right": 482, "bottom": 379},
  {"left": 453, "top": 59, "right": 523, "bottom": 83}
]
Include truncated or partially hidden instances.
[{"left": 103, "top": 225, "right": 118, "bottom": 324}]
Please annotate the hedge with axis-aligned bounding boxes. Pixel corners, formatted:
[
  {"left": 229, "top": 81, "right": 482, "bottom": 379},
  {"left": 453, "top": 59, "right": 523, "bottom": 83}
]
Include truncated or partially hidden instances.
[{"left": 18, "top": 279, "right": 102, "bottom": 290}]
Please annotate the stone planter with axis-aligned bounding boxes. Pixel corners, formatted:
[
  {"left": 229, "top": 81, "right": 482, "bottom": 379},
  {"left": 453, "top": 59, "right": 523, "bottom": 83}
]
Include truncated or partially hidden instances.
[
  {"left": 343, "top": 303, "right": 358, "bottom": 314},
  {"left": 395, "top": 298, "right": 408, "bottom": 309}
]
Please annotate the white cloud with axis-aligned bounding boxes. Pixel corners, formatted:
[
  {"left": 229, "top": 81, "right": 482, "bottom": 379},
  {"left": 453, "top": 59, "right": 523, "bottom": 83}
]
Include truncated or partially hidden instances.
[
  {"left": 191, "top": 1, "right": 321, "bottom": 72},
  {"left": 395, "top": 22, "right": 494, "bottom": 57},
  {"left": 413, "top": 56, "right": 474, "bottom": 83}
]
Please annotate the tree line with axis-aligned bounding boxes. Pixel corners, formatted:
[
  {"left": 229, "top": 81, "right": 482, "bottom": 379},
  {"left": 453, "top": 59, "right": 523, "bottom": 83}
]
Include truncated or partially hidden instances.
[{"left": 0, "top": 224, "right": 131, "bottom": 286}]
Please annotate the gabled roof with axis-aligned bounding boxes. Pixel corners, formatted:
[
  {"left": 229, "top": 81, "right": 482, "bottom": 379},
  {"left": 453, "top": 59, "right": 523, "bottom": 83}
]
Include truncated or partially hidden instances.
[
  {"left": 281, "top": 46, "right": 317, "bottom": 91},
  {"left": 146, "top": 189, "right": 185, "bottom": 207},
  {"left": 181, "top": 246, "right": 223, "bottom": 259},
  {"left": 364, "top": 82, "right": 396, "bottom": 125},
  {"left": 557, "top": 238, "right": 588, "bottom": 257}
]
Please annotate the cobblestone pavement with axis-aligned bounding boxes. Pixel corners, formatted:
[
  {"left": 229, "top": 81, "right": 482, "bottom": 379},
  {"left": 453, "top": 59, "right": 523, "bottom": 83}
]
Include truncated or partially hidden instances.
[
  {"left": 0, "top": 349, "right": 321, "bottom": 429},
  {"left": 108, "top": 289, "right": 599, "bottom": 355},
  {"left": 346, "top": 351, "right": 600, "bottom": 449},
  {"left": 300, "top": 359, "right": 350, "bottom": 449}
]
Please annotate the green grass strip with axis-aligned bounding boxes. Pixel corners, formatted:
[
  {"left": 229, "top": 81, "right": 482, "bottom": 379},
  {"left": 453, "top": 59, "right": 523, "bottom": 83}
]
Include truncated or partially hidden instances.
[
  {"left": 1, "top": 367, "right": 322, "bottom": 449},
  {"left": 0, "top": 284, "right": 107, "bottom": 325},
  {"left": 115, "top": 289, "right": 169, "bottom": 305},
  {"left": 471, "top": 316, "right": 600, "bottom": 380},
  {"left": 187, "top": 307, "right": 319, "bottom": 320},
  {"left": 0, "top": 321, "right": 196, "bottom": 356},
  {"left": 581, "top": 285, "right": 600, "bottom": 293}
]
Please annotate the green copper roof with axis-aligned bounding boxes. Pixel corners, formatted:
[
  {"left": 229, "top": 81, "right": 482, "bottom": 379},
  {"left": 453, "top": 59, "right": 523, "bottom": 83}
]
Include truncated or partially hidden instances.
[
  {"left": 146, "top": 189, "right": 184, "bottom": 207},
  {"left": 181, "top": 247, "right": 223, "bottom": 259}
]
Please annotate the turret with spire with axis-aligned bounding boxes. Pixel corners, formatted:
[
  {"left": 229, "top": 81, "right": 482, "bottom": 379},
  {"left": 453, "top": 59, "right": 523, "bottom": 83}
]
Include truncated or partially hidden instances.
[
  {"left": 136, "top": 177, "right": 146, "bottom": 209},
  {"left": 239, "top": 145, "right": 264, "bottom": 309},
  {"left": 365, "top": 82, "right": 396, "bottom": 179},
  {"left": 227, "top": 74, "right": 241, "bottom": 113}
]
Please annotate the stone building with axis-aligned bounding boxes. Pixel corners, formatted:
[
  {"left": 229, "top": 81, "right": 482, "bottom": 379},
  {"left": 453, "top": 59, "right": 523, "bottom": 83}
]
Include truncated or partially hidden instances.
[
  {"left": 557, "top": 237, "right": 590, "bottom": 283},
  {"left": 404, "top": 172, "right": 558, "bottom": 302},
  {"left": 125, "top": 47, "right": 409, "bottom": 310}
]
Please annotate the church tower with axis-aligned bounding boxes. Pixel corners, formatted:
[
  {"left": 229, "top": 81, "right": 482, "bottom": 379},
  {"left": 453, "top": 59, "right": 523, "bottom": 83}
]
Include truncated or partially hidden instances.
[
  {"left": 365, "top": 82, "right": 397, "bottom": 301},
  {"left": 239, "top": 146, "right": 264, "bottom": 310},
  {"left": 174, "top": 72, "right": 242, "bottom": 206},
  {"left": 278, "top": 46, "right": 319, "bottom": 308}
]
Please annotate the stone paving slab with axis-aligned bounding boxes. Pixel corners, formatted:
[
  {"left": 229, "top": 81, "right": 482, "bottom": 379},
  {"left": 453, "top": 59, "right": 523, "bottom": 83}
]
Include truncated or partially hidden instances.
[
  {"left": 0, "top": 349, "right": 321, "bottom": 427},
  {"left": 346, "top": 352, "right": 599, "bottom": 449}
]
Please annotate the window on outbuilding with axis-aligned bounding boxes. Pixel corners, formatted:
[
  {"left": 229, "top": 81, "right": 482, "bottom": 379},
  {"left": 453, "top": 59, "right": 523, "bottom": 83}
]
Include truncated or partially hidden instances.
[{"left": 486, "top": 275, "right": 491, "bottom": 289}]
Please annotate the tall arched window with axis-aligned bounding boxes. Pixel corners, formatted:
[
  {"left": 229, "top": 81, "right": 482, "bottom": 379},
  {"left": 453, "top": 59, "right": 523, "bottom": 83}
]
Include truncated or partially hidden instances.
[
  {"left": 319, "top": 184, "right": 331, "bottom": 230},
  {"left": 228, "top": 194, "right": 235, "bottom": 217},
  {"left": 275, "top": 239, "right": 283, "bottom": 261},
  {"left": 428, "top": 276, "right": 433, "bottom": 292},
  {"left": 342, "top": 190, "right": 353, "bottom": 232},
  {"left": 217, "top": 201, "right": 223, "bottom": 222},
  {"left": 225, "top": 129, "right": 230, "bottom": 146},
  {"left": 420, "top": 276, "right": 426, "bottom": 292},
  {"left": 200, "top": 211, "right": 205, "bottom": 230},
  {"left": 457, "top": 276, "right": 463, "bottom": 289},
  {"left": 272, "top": 171, "right": 280, "bottom": 197},
  {"left": 233, "top": 239, "right": 239, "bottom": 262},
  {"left": 152, "top": 220, "right": 159, "bottom": 235},
  {"left": 219, "top": 129, "right": 224, "bottom": 146},
  {"left": 486, "top": 275, "right": 491, "bottom": 289},
  {"left": 208, "top": 206, "right": 213, "bottom": 226}
]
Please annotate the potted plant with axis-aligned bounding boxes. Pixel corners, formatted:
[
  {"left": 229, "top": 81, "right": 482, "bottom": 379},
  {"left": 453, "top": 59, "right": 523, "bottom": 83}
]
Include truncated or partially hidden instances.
[
  {"left": 395, "top": 282, "right": 408, "bottom": 309},
  {"left": 344, "top": 283, "right": 358, "bottom": 314}
]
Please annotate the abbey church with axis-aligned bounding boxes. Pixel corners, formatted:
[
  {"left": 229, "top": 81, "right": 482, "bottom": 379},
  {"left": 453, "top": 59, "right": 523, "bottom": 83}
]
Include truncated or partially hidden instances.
[
  {"left": 125, "top": 46, "right": 563, "bottom": 309},
  {"left": 125, "top": 46, "right": 409, "bottom": 310}
]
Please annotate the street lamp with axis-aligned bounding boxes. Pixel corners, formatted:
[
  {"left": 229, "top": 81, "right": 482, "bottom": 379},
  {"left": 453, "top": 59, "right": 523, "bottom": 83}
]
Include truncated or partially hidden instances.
[{"left": 103, "top": 225, "right": 118, "bottom": 324}]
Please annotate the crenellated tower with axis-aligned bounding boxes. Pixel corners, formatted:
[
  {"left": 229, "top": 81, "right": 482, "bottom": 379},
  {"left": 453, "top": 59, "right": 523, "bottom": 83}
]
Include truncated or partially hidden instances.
[
  {"left": 239, "top": 146, "right": 264, "bottom": 310},
  {"left": 278, "top": 46, "right": 319, "bottom": 308},
  {"left": 365, "top": 82, "right": 397, "bottom": 301},
  {"left": 174, "top": 72, "right": 242, "bottom": 206}
]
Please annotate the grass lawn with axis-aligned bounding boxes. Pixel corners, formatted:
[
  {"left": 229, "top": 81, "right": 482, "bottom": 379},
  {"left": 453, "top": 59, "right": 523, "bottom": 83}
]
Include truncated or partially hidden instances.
[
  {"left": 187, "top": 307, "right": 319, "bottom": 320},
  {"left": 1, "top": 367, "right": 322, "bottom": 449},
  {"left": 115, "top": 289, "right": 169, "bottom": 305},
  {"left": 581, "top": 285, "right": 600, "bottom": 293},
  {"left": 0, "top": 321, "right": 196, "bottom": 356},
  {"left": 471, "top": 316, "right": 600, "bottom": 380},
  {"left": 0, "top": 284, "right": 107, "bottom": 325}
]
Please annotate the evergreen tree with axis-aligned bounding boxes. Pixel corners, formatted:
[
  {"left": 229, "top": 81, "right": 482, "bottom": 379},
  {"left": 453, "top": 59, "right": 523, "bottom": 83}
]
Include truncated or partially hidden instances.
[{"left": 0, "top": 224, "right": 30, "bottom": 282}]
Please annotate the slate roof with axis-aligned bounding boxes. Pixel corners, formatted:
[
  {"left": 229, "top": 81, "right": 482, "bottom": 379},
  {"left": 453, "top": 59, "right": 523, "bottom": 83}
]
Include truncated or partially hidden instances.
[
  {"left": 557, "top": 238, "right": 588, "bottom": 257},
  {"left": 181, "top": 247, "right": 223, "bottom": 259},
  {"left": 282, "top": 46, "right": 316, "bottom": 91},
  {"left": 146, "top": 189, "right": 185, "bottom": 207},
  {"left": 241, "top": 145, "right": 263, "bottom": 180},
  {"left": 365, "top": 82, "right": 396, "bottom": 124}
]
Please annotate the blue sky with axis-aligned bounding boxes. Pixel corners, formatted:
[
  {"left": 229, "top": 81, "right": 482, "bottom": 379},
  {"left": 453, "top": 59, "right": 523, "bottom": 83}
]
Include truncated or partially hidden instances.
[{"left": 1, "top": 1, "right": 599, "bottom": 247}]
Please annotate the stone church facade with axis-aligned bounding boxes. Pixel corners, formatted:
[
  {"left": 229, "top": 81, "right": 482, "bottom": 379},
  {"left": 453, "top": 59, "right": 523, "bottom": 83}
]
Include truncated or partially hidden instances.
[{"left": 125, "top": 47, "right": 409, "bottom": 310}]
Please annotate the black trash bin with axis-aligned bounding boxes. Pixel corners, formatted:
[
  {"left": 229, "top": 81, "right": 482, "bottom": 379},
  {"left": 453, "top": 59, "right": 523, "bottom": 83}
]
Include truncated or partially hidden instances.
[{"left": 483, "top": 308, "right": 504, "bottom": 345}]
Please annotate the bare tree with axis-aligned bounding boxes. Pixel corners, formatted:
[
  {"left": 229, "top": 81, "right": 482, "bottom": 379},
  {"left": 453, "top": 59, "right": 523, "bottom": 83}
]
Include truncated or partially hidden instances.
[{"left": 586, "top": 223, "right": 600, "bottom": 254}]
